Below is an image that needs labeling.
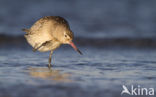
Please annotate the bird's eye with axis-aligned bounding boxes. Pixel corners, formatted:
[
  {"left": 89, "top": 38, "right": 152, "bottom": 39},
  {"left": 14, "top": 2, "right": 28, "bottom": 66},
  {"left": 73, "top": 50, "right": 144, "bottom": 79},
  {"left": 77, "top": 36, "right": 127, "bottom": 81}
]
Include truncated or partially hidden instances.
[{"left": 65, "top": 35, "right": 67, "bottom": 37}]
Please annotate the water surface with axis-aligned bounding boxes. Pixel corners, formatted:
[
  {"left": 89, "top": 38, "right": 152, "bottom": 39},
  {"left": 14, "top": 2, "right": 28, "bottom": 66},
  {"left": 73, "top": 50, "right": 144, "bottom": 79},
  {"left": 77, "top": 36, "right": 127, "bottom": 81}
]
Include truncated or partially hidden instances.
[{"left": 0, "top": 48, "right": 156, "bottom": 97}]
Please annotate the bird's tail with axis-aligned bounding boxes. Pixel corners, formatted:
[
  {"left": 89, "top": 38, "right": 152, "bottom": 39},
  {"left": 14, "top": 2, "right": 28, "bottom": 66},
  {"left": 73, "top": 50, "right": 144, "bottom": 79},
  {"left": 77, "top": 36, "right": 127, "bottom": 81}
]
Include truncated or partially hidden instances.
[{"left": 22, "top": 28, "right": 30, "bottom": 32}]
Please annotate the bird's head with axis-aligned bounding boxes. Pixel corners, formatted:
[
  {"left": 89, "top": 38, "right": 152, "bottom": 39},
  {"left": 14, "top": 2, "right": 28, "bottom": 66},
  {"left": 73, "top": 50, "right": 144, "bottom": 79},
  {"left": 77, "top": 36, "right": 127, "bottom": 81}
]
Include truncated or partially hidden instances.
[
  {"left": 53, "top": 23, "right": 82, "bottom": 55},
  {"left": 61, "top": 30, "right": 73, "bottom": 44},
  {"left": 61, "top": 30, "right": 82, "bottom": 55}
]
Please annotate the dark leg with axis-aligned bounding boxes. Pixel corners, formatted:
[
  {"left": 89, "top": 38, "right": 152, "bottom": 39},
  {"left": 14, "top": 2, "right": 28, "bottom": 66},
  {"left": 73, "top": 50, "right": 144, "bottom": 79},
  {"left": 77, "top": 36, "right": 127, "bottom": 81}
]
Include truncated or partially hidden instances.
[
  {"left": 48, "top": 50, "right": 53, "bottom": 69},
  {"left": 33, "top": 40, "right": 51, "bottom": 52}
]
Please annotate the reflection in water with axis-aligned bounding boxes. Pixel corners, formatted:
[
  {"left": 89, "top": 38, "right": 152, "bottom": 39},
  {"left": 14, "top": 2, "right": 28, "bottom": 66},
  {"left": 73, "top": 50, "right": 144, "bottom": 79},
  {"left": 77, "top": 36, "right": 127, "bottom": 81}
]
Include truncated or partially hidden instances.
[{"left": 28, "top": 67, "right": 71, "bottom": 82}]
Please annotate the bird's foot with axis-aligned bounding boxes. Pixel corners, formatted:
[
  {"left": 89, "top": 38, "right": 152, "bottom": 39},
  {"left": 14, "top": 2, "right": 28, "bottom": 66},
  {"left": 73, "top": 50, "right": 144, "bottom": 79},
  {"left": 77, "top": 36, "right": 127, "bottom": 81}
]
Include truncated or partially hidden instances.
[{"left": 48, "top": 63, "right": 52, "bottom": 69}]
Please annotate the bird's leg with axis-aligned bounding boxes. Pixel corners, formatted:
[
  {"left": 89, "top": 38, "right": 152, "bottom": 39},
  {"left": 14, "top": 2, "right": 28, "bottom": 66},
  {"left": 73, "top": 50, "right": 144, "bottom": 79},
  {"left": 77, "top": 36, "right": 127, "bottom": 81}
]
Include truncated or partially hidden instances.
[
  {"left": 33, "top": 40, "right": 51, "bottom": 52},
  {"left": 33, "top": 43, "right": 39, "bottom": 52},
  {"left": 48, "top": 50, "right": 53, "bottom": 69}
]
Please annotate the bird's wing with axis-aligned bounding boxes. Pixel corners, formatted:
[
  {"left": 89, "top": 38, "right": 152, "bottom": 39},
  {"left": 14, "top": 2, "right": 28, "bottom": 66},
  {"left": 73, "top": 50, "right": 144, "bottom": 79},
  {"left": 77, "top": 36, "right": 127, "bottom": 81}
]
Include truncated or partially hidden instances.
[
  {"left": 22, "top": 28, "right": 31, "bottom": 35},
  {"left": 30, "top": 20, "right": 45, "bottom": 34},
  {"left": 22, "top": 28, "right": 30, "bottom": 32}
]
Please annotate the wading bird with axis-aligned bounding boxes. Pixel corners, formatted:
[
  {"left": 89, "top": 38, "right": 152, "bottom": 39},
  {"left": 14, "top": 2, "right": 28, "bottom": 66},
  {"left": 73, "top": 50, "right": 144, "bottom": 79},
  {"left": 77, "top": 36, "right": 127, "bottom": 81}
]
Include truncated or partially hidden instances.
[{"left": 23, "top": 16, "right": 82, "bottom": 68}]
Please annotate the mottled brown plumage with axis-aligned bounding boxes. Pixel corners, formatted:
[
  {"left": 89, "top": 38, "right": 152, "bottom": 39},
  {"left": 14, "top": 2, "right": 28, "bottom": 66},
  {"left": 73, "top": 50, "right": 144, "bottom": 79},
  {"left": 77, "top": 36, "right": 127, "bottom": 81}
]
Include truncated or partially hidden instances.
[{"left": 23, "top": 16, "right": 82, "bottom": 68}]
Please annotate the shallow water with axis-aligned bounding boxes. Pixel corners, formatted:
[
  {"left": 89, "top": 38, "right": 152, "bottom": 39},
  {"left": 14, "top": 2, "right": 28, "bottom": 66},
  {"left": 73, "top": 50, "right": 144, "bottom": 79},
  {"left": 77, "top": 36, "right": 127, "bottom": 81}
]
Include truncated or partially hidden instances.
[{"left": 0, "top": 48, "right": 156, "bottom": 97}]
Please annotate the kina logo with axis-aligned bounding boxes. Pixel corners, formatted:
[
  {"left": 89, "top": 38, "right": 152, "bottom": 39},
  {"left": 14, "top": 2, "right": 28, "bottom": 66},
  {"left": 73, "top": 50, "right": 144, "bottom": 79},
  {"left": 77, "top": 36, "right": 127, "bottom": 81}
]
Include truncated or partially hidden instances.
[{"left": 121, "top": 85, "right": 154, "bottom": 96}]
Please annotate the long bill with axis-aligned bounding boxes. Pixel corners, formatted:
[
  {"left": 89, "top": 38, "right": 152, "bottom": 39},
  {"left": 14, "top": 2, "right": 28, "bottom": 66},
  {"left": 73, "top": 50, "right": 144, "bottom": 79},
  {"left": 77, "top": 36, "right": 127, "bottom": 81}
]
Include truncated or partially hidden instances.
[{"left": 69, "top": 42, "right": 83, "bottom": 55}]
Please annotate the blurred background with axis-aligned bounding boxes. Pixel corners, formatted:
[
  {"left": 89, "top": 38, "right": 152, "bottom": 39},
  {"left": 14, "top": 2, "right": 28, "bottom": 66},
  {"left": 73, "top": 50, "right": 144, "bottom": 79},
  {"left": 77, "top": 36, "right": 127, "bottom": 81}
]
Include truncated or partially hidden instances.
[
  {"left": 0, "top": 0, "right": 156, "bottom": 38},
  {"left": 0, "top": 0, "right": 156, "bottom": 48},
  {"left": 0, "top": 0, "right": 156, "bottom": 97}
]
